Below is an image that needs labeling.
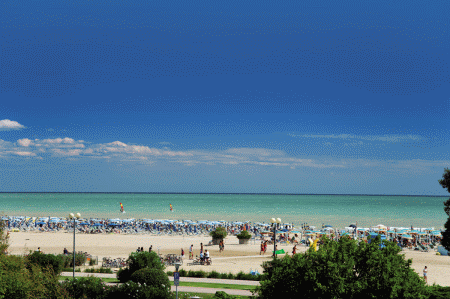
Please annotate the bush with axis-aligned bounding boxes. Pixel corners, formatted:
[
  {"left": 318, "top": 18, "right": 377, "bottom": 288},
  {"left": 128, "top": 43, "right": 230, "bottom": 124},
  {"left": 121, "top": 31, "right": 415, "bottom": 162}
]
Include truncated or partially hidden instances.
[
  {"left": 256, "top": 236, "right": 428, "bottom": 298},
  {"left": 60, "top": 276, "right": 106, "bottom": 299},
  {"left": 208, "top": 271, "right": 220, "bottom": 278},
  {"left": 26, "top": 252, "right": 64, "bottom": 275},
  {"left": 427, "top": 284, "right": 450, "bottom": 299},
  {"left": 179, "top": 268, "right": 187, "bottom": 277},
  {"left": 117, "top": 251, "right": 164, "bottom": 283},
  {"left": 84, "top": 267, "right": 113, "bottom": 274},
  {"left": 210, "top": 227, "right": 227, "bottom": 239},
  {"left": 107, "top": 281, "right": 175, "bottom": 299},
  {"left": 63, "top": 268, "right": 81, "bottom": 272},
  {"left": 236, "top": 230, "right": 252, "bottom": 240},
  {"left": 0, "top": 254, "right": 67, "bottom": 299},
  {"left": 117, "top": 267, "right": 132, "bottom": 283},
  {"left": 213, "top": 291, "right": 240, "bottom": 299},
  {"left": 59, "top": 253, "right": 87, "bottom": 267},
  {"left": 131, "top": 268, "right": 171, "bottom": 292}
]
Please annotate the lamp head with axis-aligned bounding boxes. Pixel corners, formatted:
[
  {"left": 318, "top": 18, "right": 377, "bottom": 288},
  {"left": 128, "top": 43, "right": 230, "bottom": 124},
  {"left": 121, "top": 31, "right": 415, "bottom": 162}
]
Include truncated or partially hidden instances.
[
  {"left": 270, "top": 218, "right": 276, "bottom": 224},
  {"left": 69, "top": 213, "right": 74, "bottom": 219},
  {"left": 276, "top": 218, "right": 282, "bottom": 224},
  {"left": 174, "top": 262, "right": 182, "bottom": 272},
  {"left": 76, "top": 213, "right": 81, "bottom": 219}
]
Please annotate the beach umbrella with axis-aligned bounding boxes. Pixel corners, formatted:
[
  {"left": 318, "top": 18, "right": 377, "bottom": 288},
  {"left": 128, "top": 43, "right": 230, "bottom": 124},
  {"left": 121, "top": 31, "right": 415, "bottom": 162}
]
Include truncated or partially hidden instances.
[
  {"left": 79, "top": 222, "right": 90, "bottom": 226},
  {"left": 35, "top": 222, "right": 47, "bottom": 225},
  {"left": 402, "top": 234, "right": 413, "bottom": 239},
  {"left": 349, "top": 224, "right": 357, "bottom": 228},
  {"left": 290, "top": 231, "right": 301, "bottom": 234},
  {"left": 324, "top": 225, "right": 333, "bottom": 228},
  {"left": 93, "top": 223, "right": 103, "bottom": 226}
]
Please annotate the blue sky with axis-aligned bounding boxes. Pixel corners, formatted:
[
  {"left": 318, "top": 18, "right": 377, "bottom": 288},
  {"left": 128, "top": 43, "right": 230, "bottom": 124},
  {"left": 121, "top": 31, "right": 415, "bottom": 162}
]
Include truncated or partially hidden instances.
[{"left": 1, "top": 0, "right": 449, "bottom": 195}]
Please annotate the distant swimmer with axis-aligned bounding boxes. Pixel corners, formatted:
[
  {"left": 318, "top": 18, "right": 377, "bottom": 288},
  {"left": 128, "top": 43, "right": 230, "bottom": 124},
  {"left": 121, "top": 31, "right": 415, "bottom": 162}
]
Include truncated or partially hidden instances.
[{"left": 170, "top": 204, "right": 173, "bottom": 212}]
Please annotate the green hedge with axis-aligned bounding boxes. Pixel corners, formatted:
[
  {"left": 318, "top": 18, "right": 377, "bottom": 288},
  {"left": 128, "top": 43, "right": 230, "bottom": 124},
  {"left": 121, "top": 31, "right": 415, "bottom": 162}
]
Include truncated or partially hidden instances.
[
  {"left": 84, "top": 267, "right": 113, "bottom": 274},
  {"left": 167, "top": 269, "right": 262, "bottom": 281}
]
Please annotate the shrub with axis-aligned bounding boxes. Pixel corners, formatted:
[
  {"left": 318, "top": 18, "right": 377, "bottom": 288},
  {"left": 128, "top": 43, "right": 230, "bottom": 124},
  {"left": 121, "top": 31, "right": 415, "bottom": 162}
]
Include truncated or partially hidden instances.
[
  {"left": 0, "top": 219, "right": 9, "bottom": 256},
  {"left": 117, "top": 267, "right": 132, "bottom": 283},
  {"left": 219, "top": 273, "right": 229, "bottom": 279},
  {"left": 84, "top": 267, "right": 113, "bottom": 274},
  {"left": 108, "top": 280, "right": 175, "bottom": 299},
  {"left": 26, "top": 252, "right": 64, "bottom": 275},
  {"left": 117, "top": 251, "right": 164, "bottom": 283},
  {"left": 179, "top": 268, "right": 187, "bottom": 277},
  {"left": 236, "top": 230, "right": 252, "bottom": 240},
  {"left": 130, "top": 268, "right": 171, "bottom": 292},
  {"left": 63, "top": 268, "right": 81, "bottom": 272},
  {"left": 59, "top": 253, "right": 87, "bottom": 267},
  {"left": 194, "top": 270, "right": 207, "bottom": 278},
  {"left": 227, "top": 273, "right": 234, "bottom": 279},
  {"left": 208, "top": 271, "right": 220, "bottom": 278},
  {"left": 210, "top": 227, "right": 227, "bottom": 239},
  {"left": 0, "top": 254, "right": 67, "bottom": 299},
  {"left": 256, "top": 235, "right": 428, "bottom": 298},
  {"left": 427, "top": 284, "right": 450, "bottom": 299},
  {"left": 60, "top": 276, "right": 106, "bottom": 299},
  {"left": 213, "top": 291, "right": 240, "bottom": 299},
  {"left": 166, "top": 271, "right": 173, "bottom": 276}
]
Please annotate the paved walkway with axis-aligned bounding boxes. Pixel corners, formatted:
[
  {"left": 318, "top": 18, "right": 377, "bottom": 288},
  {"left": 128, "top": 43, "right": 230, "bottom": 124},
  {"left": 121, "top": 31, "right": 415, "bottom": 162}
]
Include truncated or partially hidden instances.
[
  {"left": 61, "top": 272, "right": 258, "bottom": 296},
  {"left": 61, "top": 272, "right": 260, "bottom": 285}
]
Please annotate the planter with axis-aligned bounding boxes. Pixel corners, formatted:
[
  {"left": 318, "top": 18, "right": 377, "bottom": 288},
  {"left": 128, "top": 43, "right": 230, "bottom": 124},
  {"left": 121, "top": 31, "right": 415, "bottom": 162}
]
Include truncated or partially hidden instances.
[
  {"left": 212, "top": 238, "right": 222, "bottom": 245},
  {"left": 239, "top": 239, "right": 250, "bottom": 245}
]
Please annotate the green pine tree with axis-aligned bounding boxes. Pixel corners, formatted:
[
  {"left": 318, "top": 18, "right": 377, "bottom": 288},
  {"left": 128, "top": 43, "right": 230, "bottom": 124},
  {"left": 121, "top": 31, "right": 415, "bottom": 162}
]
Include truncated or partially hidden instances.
[{"left": 438, "top": 168, "right": 450, "bottom": 251}]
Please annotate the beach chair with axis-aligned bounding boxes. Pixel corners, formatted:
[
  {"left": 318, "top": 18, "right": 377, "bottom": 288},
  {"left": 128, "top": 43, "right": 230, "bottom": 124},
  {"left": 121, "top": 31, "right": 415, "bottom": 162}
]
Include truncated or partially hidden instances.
[{"left": 418, "top": 243, "right": 429, "bottom": 252}]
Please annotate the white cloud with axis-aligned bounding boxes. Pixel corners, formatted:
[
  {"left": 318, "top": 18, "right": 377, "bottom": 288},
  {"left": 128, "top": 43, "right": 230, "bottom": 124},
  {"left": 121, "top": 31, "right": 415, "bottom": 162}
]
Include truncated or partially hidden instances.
[
  {"left": 17, "top": 138, "right": 33, "bottom": 147},
  {"left": 0, "top": 119, "right": 26, "bottom": 130},
  {"left": 13, "top": 151, "right": 36, "bottom": 157}
]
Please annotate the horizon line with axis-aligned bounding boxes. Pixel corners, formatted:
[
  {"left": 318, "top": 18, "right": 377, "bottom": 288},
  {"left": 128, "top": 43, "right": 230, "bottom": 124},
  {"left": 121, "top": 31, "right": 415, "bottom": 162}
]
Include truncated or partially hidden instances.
[{"left": 0, "top": 192, "right": 448, "bottom": 197}]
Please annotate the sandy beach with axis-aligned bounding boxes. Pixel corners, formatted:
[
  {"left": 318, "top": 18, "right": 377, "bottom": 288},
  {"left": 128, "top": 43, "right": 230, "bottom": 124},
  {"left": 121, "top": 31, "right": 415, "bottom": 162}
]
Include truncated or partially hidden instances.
[{"left": 7, "top": 231, "right": 450, "bottom": 286}]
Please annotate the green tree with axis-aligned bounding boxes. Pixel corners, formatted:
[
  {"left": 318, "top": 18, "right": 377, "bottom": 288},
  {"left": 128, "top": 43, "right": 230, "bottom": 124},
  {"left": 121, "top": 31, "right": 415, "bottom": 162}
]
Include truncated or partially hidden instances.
[
  {"left": 210, "top": 226, "right": 227, "bottom": 239},
  {"left": 117, "top": 251, "right": 164, "bottom": 283},
  {"left": 0, "top": 219, "right": 9, "bottom": 256},
  {"left": 439, "top": 168, "right": 450, "bottom": 251},
  {"left": 130, "top": 268, "right": 173, "bottom": 299},
  {"left": 255, "top": 236, "right": 428, "bottom": 299}
]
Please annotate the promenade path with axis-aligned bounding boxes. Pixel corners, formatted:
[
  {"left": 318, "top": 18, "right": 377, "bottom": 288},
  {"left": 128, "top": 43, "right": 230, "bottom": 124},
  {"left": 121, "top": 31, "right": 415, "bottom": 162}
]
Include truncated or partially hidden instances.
[{"left": 60, "top": 272, "right": 257, "bottom": 296}]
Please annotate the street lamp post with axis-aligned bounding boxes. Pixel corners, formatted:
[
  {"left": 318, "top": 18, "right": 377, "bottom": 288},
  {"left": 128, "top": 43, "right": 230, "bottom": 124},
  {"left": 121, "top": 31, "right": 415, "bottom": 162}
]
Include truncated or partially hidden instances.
[
  {"left": 271, "top": 217, "right": 281, "bottom": 258},
  {"left": 69, "top": 212, "right": 81, "bottom": 280},
  {"left": 174, "top": 262, "right": 182, "bottom": 299}
]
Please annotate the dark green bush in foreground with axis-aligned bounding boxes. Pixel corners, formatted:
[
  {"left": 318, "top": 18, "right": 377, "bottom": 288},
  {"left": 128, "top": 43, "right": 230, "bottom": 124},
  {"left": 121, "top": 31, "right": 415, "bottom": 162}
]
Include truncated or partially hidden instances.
[
  {"left": 0, "top": 254, "right": 67, "bottom": 299},
  {"left": 26, "top": 251, "right": 64, "bottom": 275},
  {"left": 130, "top": 268, "right": 172, "bottom": 297},
  {"left": 61, "top": 276, "right": 107, "bottom": 299},
  {"left": 256, "top": 235, "right": 428, "bottom": 299}
]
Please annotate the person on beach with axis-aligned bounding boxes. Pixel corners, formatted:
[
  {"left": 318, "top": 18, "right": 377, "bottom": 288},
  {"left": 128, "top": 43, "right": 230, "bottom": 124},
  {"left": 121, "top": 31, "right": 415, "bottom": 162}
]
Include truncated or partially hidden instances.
[
  {"left": 200, "top": 242, "right": 203, "bottom": 255},
  {"left": 204, "top": 249, "right": 210, "bottom": 264},
  {"left": 292, "top": 245, "right": 297, "bottom": 255},
  {"left": 63, "top": 248, "right": 69, "bottom": 255},
  {"left": 189, "top": 244, "right": 193, "bottom": 259},
  {"left": 149, "top": 245, "right": 152, "bottom": 252},
  {"left": 264, "top": 241, "right": 268, "bottom": 254},
  {"left": 260, "top": 241, "right": 264, "bottom": 255},
  {"left": 36, "top": 247, "right": 41, "bottom": 253},
  {"left": 220, "top": 240, "right": 225, "bottom": 252},
  {"left": 423, "top": 266, "right": 427, "bottom": 283},
  {"left": 181, "top": 248, "right": 185, "bottom": 260}
]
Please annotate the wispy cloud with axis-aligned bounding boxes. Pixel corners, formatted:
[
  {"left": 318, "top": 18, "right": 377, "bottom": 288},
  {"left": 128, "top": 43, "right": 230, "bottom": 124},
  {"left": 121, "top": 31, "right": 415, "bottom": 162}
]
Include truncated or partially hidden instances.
[
  {"left": 0, "top": 119, "right": 26, "bottom": 130},
  {"left": 1, "top": 137, "right": 449, "bottom": 173},
  {"left": 288, "top": 133, "right": 423, "bottom": 142}
]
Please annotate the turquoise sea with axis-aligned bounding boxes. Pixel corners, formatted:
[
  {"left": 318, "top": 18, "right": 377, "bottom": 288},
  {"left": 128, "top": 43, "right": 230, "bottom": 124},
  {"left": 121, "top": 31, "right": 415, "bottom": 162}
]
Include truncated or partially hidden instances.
[{"left": 0, "top": 193, "right": 448, "bottom": 229}]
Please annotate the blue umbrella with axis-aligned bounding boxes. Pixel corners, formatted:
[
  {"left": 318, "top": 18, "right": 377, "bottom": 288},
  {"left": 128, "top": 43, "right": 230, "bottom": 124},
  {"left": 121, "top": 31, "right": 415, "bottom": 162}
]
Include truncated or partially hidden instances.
[
  {"left": 93, "top": 223, "right": 103, "bottom": 226},
  {"left": 109, "top": 223, "right": 120, "bottom": 226}
]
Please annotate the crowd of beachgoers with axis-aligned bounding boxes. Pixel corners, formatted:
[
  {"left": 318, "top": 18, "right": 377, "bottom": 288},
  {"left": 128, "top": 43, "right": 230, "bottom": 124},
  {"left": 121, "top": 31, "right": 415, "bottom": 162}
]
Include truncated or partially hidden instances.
[{"left": 2, "top": 216, "right": 443, "bottom": 250}]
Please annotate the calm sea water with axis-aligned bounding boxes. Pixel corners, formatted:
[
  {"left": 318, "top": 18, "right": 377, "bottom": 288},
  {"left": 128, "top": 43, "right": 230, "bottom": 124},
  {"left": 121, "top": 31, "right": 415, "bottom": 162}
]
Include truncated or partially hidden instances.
[{"left": 0, "top": 193, "right": 447, "bottom": 229}]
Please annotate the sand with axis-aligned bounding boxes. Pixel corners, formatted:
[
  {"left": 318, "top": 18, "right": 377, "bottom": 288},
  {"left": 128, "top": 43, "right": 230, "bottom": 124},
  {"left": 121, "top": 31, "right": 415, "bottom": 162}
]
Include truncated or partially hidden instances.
[{"left": 7, "top": 231, "right": 450, "bottom": 286}]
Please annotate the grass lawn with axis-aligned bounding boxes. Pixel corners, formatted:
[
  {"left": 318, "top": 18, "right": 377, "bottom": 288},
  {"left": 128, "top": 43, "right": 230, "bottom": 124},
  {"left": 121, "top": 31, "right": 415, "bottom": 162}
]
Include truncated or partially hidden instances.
[
  {"left": 177, "top": 292, "right": 252, "bottom": 299},
  {"left": 59, "top": 276, "right": 256, "bottom": 291}
]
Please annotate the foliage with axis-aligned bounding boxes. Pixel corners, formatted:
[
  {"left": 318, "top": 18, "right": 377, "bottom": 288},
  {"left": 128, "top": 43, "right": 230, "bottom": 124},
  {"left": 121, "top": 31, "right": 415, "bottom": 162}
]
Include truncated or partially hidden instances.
[
  {"left": 255, "top": 236, "right": 428, "bottom": 299},
  {"left": 130, "top": 268, "right": 172, "bottom": 295},
  {"left": 210, "top": 226, "right": 227, "bottom": 239},
  {"left": 107, "top": 281, "right": 175, "bottom": 299},
  {"left": 439, "top": 169, "right": 450, "bottom": 252},
  {"left": 438, "top": 168, "right": 450, "bottom": 193},
  {"left": 59, "top": 253, "right": 87, "bottom": 268},
  {"left": 63, "top": 268, "right": 81, "bottom": 272},
  {"left": 60, "top": 276, "right": 107, "bottom": 299},
  {"left": 0, "top": 254, "right": 67, "bottom": 299},
  {"left": 236, "top": 230, "right": 252, "bottom": 240},
  {"left": 213, "top": 291, "right": 240, "bottom": 299},
  {"left": 208, "top": 270, "right": 221, "bottom": 278},
  {"left": 426, "top": 284, "right": 450, "bottom": 299},
  {"left": 84, "top": 267, "right": 113, "bottom": 273},
  {"left": 26, "top": 252, "right": 64, "bottom": 276},
  {"left": 117, "top": 251, "right": 164, "bottom": 283},
  {"left": 0, "top": 219, "right": 8, "bottom": 256},
  {"left": 172, "top": 269, "right": 262, "bottom": 281}
]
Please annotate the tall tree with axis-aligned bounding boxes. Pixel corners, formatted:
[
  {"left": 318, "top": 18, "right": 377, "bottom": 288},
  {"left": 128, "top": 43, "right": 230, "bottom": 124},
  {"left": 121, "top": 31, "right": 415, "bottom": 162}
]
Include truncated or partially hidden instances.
[
  {"left": 0, "top": 218, "right": 9, "bottom": 255},
  {"left": 439, "top": 168, "right": 450, "bottom": 251}
]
